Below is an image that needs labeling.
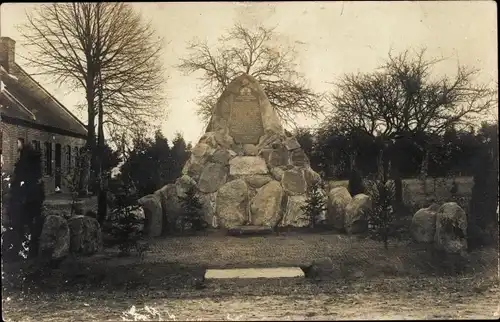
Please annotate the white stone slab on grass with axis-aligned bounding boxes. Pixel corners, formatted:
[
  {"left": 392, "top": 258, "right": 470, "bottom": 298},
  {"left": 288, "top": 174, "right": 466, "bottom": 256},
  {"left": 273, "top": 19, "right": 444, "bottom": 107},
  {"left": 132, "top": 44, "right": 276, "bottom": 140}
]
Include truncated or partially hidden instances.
[{"left": 204, "top": 267, "right": 304, "bottom": 279}]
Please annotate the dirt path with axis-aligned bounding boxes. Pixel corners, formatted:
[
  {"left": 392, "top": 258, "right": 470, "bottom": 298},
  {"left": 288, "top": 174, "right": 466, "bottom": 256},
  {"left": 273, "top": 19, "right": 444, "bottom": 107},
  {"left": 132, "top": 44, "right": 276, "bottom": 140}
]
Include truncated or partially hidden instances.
[
  {"left": 3, "top": 288, "right": 498, "bottom": 321},
  {"left": 3, "top": 275, "right": 499, "bottom": 321},
  {"left": 137, "top": 291, "right": 499, "bottom": 320}
]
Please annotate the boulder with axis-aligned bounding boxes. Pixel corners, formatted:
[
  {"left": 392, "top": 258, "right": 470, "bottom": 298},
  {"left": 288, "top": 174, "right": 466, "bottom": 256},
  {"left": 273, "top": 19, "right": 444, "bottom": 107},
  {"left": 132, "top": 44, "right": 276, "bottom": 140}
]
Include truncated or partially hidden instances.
[
  {"left": 198, "top": 132, "right": 218, "bottom": 148},
  {"left": 328, "top": 181, "right": 348, "bottom": 191},
  {"left": 175, "top": 175, "right": 196, "bottom": 198},
  {"left": 199, "top": 192, "right": 218, "bottom": 228},
  {"left": 68, "top": 215, "right": 102, "bottom": 255},
  {"left": 158, "top": 184, "right": 182, "bottom": 231},
  {"left": 434, "top": 202, "right": 467, "bottom": 254},
  {"left": 214, "top": 130, "right": 234, "bottom": 149},
  {"left": 183, "top": 156, "right": 205, "bottom": 180},
  {"left": 39, "top": 215, "right": 70, "bottom": 260},
  {"left": 260, "top": 147, "right": 288, "bottom": 168},
  {"left": 183, "top": 144, "right": 214, "bottom": 180},
  {"left": 282, "top": 195, "right": 309, "bottom": 227},
  {"left": 411, "top": 206, "right": 438, "bottom": 243},
  {"left": 243, "top": 144, "right": 259, "bottom": 156},
  {"left": 257, "top": 132, "right": 281, "bottom": 150},
  {"left": 198, "top": 162, "right": 228, "bottom": 193},
  {"left": 284, "top": 137, "right": 301, "bottom": 151},
  {"left": 138, "top": 194, "right": 163, "bottom": 237},
  {"left": 191, "top": 142, "right": 212, "bottom": 160},
  {"left": 259, "top": 149, "right": 275, "bottom": 166},
  {"left": 80, "top": 196, "right": 99, "bottom": 217},
  {"left": 345, "top": 194, "right": 372, "bottom": 234},
  {"left": 290, "top": 149, "right": 309, "bottom": 167},
  {"left": 250, "top": 180, "right": 284, "bottom": 227},
  {"left": 427, "top": 203, "right": 441, "bottom": 212},
  {"left": 231, "top": 143, "right": 245, "bottom": 156},
  {"left": 304, "top": 167, "right": 322, "bottom": 188},
  {"left": 228, "top": 150, "right": 238, "bottom": 158},
  {"left": 270, "top": 167, "right": 285, "bottom": 181},
  {"left": 282, "top": 168, "right": 307, "bottom": 196},
  {"left": 216, "top": 179, "right": 249, "bottom": 229},
  {"left": 210, "top": 148, "right": 232, "bottom": 165},
  {"left": 327, "top": 187, "right": 352, "bottom": 230},
  {"left": 229, "top": 156, "right": 268, "bottom": 176},
  {"left": 43, "top": 205, "right": 73, "bottom": 220},
  {"left": 245, "top": 175, "right": 273, "bottom": 189}
]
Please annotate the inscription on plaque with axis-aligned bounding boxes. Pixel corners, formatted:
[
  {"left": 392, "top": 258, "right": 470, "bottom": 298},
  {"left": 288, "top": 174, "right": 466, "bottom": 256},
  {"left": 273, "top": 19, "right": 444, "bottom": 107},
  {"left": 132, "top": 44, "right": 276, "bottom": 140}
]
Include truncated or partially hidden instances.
[{"left": 229, "top": 87, "right": 264, "bottom": 144}]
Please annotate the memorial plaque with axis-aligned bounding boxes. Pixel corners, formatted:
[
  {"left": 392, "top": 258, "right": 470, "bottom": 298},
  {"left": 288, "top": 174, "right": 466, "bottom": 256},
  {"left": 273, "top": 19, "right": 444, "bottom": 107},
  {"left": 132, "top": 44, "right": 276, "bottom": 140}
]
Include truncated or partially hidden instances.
[{"left": 229, "top": 86, "right": 264, "bottom": 144}]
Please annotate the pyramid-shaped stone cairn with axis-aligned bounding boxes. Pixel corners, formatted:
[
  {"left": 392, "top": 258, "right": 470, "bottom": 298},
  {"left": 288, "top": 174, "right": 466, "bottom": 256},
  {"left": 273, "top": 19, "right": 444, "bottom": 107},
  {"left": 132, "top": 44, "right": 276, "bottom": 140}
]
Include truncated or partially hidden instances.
[{"left": 139, "top": 73, "right": 324, "bottom": 236}]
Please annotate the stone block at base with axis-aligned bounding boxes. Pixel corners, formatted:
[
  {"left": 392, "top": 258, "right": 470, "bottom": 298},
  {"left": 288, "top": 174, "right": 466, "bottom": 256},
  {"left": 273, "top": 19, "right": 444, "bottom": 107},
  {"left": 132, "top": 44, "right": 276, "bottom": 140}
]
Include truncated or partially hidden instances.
[
  {"left": 205, "top": 267, "right": 304, "bottom": 279},
  {"left": 227, "top": 225, "right": 274, "bottom": 236}
]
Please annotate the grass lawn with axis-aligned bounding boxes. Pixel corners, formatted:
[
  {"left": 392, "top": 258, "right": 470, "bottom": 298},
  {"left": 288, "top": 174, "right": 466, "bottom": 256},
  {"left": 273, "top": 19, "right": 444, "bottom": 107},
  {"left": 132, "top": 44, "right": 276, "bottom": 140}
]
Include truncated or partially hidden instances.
[{"left": 2, "top": 231, "right": 498, "bottom": 321}]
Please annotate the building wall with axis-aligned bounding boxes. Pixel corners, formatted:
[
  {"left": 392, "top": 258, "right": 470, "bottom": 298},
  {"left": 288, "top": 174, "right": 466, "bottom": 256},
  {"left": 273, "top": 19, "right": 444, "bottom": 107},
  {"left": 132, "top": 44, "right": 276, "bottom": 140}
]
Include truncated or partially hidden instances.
[{"left": 1, "top": 121, "right": 86, "bottom": 194}]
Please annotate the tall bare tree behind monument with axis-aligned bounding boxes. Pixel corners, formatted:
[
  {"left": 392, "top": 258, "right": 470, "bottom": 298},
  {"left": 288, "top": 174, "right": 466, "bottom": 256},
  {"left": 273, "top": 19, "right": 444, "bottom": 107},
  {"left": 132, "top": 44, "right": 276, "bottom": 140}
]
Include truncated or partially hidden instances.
[
  {"left": 18, "top": 3, "right": 166, "bottom": 196},
  {"left": 324, "top": 48, "right": 496, "bottom": 202},
  {"left": 178, "top": 23, "right": 323, "bottom": 127}
]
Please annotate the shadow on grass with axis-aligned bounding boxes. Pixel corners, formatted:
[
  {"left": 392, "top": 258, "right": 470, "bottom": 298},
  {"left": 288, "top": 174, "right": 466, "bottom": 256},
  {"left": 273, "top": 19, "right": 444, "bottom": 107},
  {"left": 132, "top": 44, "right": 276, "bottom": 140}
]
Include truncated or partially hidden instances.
[
  {"left": 309, "top": 242, "right": 498, "bottom": 281},
  {"left": 2, "top": 257, "right": 206, "bottom": 298},
  {"left": 2, "top": 233, "right": 497, "bottom": 300}
]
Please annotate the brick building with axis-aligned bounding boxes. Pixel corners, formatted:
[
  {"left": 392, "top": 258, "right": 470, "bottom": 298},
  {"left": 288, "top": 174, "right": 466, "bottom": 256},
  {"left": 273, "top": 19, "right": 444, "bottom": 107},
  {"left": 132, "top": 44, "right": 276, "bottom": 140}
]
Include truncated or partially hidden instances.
[{"left": 1, "top": 37, "right": 87, "bottom": 194}]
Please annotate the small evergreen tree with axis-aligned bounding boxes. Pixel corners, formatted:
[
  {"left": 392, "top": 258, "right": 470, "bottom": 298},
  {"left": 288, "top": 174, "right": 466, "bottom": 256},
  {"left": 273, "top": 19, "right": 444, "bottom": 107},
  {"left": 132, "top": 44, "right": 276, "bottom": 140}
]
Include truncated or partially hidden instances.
[
  {"left": 106, "top": 177, "right": 143, "bottom": 255},
  {"left": 170, "top": 132, "right": 191, "bottom": 180},
  {"left": 178, "top": 186, "right": 206, "bottom": 232},
  {"left": 468, "top": 123, "right": 498, "bottom": 249},
  {"left": 366, "top": 179, "right": 396, "bottom": 250},
  {"left": 4, "top": 144, "right": 45, "bottom": 260},
  {"left": 301, "top": 181, "right": 327, "bottom": 228}
]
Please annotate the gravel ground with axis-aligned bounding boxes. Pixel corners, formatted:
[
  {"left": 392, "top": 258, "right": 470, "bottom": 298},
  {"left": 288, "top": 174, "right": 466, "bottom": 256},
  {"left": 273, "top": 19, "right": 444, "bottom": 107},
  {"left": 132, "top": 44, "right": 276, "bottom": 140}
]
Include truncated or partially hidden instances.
[
  {"left": 3, "top": 276, "right": 499, "bottom": 321},
  {"left": 3, "top": 231, "right": 498, "bottom": 321}
]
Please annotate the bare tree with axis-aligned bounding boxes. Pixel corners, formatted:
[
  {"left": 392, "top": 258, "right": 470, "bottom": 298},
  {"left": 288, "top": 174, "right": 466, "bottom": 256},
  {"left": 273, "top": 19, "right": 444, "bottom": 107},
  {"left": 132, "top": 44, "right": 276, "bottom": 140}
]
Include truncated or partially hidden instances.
[
  {"left": 18, "top": 3, "right": 166, "bottom": 194},
  {"left": 178, "top": 23, "right": 323, "bottom": 127},
  {"left": 325, "top": 48, "right": 496, "bottom": 202}
]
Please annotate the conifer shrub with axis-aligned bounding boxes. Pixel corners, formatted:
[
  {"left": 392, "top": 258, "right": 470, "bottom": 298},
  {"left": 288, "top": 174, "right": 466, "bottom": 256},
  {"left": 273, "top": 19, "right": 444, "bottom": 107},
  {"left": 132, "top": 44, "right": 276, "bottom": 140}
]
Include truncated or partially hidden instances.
[
  {"left": 301, "top": 181, "right": 327, "bottom": 228},
  {"left": 366, "top": 179, "right": 396, "bottom": 249},
  {"left": 106, "top": 178, "right": 143, "bottom": 256},
  {"left": 468, "top": 147, "right": 499, "bottom": 249},
  {"left": 178, "top": 186, "right": 207, "bottom": 232},
  {"left": 3, "top": 144, "right": 45, "bottom": 261}
]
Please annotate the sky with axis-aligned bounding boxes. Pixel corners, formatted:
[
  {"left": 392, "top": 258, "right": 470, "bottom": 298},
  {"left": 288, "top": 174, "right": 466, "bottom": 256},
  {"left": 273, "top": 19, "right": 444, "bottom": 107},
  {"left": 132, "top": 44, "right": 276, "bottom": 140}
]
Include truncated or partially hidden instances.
[{"left": 1, "top": 1, "right": 498, "bottom": 145}]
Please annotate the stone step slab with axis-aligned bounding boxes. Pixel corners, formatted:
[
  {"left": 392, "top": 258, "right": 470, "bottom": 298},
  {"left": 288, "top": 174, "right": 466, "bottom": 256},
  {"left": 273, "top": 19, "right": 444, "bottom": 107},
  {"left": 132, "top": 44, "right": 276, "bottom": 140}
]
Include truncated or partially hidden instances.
[
  {"left": 227, "top": 225, "right": 274, "bottom": 236},
  {"left": 204, "top": 267, "right": 305, "bottom": 279}
]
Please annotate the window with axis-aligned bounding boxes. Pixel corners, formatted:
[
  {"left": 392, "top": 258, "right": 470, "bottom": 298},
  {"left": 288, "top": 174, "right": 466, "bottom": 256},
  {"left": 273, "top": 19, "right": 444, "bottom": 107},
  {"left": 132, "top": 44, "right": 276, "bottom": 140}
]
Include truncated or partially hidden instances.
[
  {"left": 66, "top": 145, "right": 72, "bottom": 174},
  {"left": 44, "top": 142, "right": 53, "bottom": 175},
  {"left": 32, "top": 140, "right": 41, "bottom": 151},
  {"left": 16, "top": 138, "right": 25, "bottom": 160}
]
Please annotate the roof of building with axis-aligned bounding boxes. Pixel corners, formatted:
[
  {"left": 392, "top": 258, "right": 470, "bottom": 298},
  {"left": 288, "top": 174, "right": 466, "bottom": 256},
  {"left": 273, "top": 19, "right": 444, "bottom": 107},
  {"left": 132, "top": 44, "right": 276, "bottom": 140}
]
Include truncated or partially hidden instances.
[{"left": 0, "top": 63, "right": 87, "bottom": 137}]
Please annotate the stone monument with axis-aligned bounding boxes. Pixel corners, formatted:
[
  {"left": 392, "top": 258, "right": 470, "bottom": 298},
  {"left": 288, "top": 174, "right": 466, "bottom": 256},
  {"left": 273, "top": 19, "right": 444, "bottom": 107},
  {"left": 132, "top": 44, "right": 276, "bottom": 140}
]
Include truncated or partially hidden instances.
[{"left": 139, "top": 73, "right": 324, "bottom": 235}]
